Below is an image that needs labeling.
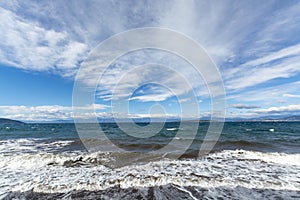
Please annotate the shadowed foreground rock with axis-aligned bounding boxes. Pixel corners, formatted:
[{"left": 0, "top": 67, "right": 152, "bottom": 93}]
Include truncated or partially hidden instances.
[{"left": 3, "top": 184, "right": 300, "bottom": 200}]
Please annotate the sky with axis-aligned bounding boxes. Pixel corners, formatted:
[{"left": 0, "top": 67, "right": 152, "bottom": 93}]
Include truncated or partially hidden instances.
[{"left": 0, "top": 0, "right": 300, "bottom": 122}]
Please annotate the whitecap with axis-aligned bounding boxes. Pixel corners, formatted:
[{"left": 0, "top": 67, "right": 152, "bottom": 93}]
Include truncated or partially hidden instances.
[{"left": 166, "top": 128, "right": 177, "bottom": 131}]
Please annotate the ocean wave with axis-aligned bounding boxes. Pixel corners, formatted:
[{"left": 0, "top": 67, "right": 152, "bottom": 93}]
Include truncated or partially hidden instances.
[
  {"left": 0, "top": 139, "right": 75, "bottom": 154},
  {"left": 0, "top": 149, "right": 299, "bottom": 197}
]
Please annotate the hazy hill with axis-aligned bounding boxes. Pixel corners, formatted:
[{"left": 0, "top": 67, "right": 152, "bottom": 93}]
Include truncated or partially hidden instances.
[{"left": 0, "top": 118, "right": 25, "bottom": 124}]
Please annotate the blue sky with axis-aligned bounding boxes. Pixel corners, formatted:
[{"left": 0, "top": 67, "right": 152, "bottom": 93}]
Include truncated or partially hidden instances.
[{"left": 0, "top": 0, "right": 300, "bottom": 121}]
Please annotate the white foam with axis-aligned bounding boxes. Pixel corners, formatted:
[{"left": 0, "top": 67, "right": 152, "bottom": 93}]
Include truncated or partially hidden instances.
[
  {"left": 236, "top": 149, "right": 300, "bottom": 166},
  {"left": 0, "top": 139, "right": 74, "bottom": 154},
  {"left": 0, "top": 149, "right": 299, "bottom": 196},
  {"left": 166, "top": 128, "right": 177, "bottom": 131}
]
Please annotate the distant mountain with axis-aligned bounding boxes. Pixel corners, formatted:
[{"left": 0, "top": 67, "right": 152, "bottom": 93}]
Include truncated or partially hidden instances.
[
  {"left": 20, "top": 115, "right": 300, "bottom": 124},
  {"left": 25, "top": 119, "right": 75, "bottom": 123},
  {"left": 260, "top": 115, "right": 300, "bottom": 121},
  {"left": 281, "top": 115, "right": 300, "bottom": 121},
  {"left": 0, "top": 118, "right": 25, "bottom": 124},
  {"left": 98, "top": 117, "right": 181, "bottom": 123}
]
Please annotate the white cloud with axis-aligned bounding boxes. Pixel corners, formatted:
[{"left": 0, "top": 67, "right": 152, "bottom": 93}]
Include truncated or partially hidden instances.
[
  {"left": 178, "top": 98, "right": 191, "bottom": 103},
  {"left": 0, "top": 1, "right": 172, "bottom": 75},
  {"left": 283, "top": 93, "right": 300, "bottom": 98},
  {"left": 226, "top": 104, "right": 300, "bottom": 119},
  {"left": 1, "top": 1, "right": 299, "bottom": 81},
  {"left": 0, "top": 0, "right": 300, "bottom": 118},
  {"left": 255, "top": 104, "right": 300, "bottom": 115},
  {"left": 86, "top": 50, "right": 209, "bottom": 102},
  {"left": 129, "top": 93, "right": 173, "bottom": 102},
  {"left": 0, "top": 104, "right": 186, "bottom": 122},
  {"left": 243, "top": 44, "right": 300, "bottom": 67},
  {"left": 1, "top": 1, "right": 297, "bottom": 79},
  {"left": 0, "top": 7, "right": 88, "bottom": 77},
  {"left": 227, "top": 81, "right": 300, "bottom": 105},
  {"left": 230, "top": 104, "right": 261, "bottom": 109},
  {"left": 0, "top": 104, "right": 108, "bottom": 121},
  {"left": 225, "top": 50, "right": 300, "bottom": 90}
]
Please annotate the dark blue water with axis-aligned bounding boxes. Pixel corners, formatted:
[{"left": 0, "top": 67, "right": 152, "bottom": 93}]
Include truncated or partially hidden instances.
[{"left": 0, "top": 122, "right": 299, "bottom": 154}]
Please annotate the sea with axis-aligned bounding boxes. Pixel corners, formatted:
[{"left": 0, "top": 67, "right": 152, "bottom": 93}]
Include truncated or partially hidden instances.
[{"left": 0, "top": 122, "right": 299, "bottom": 199}]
